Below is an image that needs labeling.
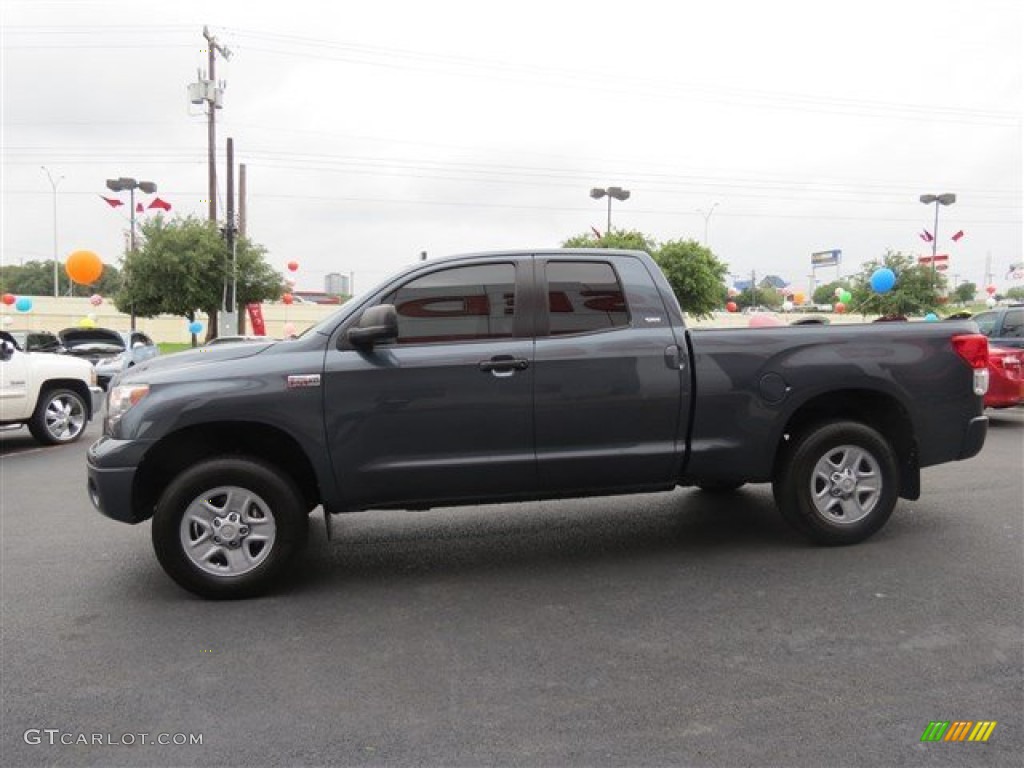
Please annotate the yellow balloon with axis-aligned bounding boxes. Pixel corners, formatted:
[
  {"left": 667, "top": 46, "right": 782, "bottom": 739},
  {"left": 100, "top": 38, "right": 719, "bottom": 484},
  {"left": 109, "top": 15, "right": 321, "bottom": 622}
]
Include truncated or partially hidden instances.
[
  {"left": 77, "top": 316, "right": 97, "bottom": 329},
  {"left": 66, "top": 250, "right": 104, "bottom": 285}
]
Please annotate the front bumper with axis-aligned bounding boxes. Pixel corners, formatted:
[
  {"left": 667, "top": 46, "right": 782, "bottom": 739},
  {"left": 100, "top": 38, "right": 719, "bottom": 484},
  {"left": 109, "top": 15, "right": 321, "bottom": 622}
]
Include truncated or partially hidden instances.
[{"left": 86, "top": 435, "right": 153, "bottom": 524}]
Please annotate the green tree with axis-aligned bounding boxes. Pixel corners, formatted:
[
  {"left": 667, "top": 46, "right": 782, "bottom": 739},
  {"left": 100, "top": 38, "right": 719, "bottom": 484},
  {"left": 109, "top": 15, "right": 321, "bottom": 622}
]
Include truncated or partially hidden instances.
[
  {"left": 1005, "top": 286, "right": 1024, "bottom": 301},
  {"left": 562, "top": 228, "right": 656, "bottom": 254},
  {"left": 653, "top": 239, "right": 728, "bottom": 318},
  {"left": 116, "top": 215, "right": 283, "bottom": 342},
  {"left": 954, "top": 281, "right": 977, "bottom": 304},
  {"left": 849, "top": 250, "right": 943, "bottom": 317},
  {"left": 812, "top": 280, "right": 852, "bottom": 305},
  {"left": 0, "top": 259, "right": 120, "bottom": 297},
  {"left": 561, "top": 230, "right": 728, "bottom": 319}
]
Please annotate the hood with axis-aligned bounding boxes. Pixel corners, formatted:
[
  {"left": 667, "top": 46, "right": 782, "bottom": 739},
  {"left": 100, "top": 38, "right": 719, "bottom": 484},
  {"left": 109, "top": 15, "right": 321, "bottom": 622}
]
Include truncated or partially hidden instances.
[
  {"left": 117, "top": 340, "right": 275, "bottom": 384},
  {"left": 58, "top": 328, "right": 126, "bottom": 349}
]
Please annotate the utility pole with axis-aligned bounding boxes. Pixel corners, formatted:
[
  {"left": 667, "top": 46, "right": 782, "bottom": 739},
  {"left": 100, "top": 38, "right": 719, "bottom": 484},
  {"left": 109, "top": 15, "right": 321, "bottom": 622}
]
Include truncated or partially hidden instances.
[
  {"left": 238, "top": 163, "right": 247, "bottom": 239},
  {"left": 219, "top": 137, "right": 238, "bottom": 337},
  {"left": 194, "top": 26, "right": 230, "bottom": 223}
]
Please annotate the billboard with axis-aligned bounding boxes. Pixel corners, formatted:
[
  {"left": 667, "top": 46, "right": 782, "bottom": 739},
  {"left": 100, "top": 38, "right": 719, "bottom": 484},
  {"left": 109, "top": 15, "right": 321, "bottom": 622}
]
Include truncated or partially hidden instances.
[{"left": 812, "top": 249, "right": 841, "bottom": 267}]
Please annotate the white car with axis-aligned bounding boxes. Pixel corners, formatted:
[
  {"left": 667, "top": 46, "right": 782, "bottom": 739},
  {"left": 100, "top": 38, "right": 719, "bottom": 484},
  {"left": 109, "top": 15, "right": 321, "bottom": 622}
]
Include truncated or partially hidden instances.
[
  {"left": 58, "top": 328, "right": 159, "bottom": 389},
  {"left": 0, "top": 331, "right": 104, "bottom": 444}
]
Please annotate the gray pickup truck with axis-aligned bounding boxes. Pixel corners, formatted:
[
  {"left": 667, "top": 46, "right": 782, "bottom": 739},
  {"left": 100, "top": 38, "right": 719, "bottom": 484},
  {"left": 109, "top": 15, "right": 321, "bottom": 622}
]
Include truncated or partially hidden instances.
[{"left": 86, "top": 249, "right": 990, "bottom": 598}]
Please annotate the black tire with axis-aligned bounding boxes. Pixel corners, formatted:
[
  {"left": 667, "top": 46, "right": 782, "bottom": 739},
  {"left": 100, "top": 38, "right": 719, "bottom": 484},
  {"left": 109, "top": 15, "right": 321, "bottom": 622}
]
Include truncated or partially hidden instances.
[
  {"left": 28, "top": 387, "right": 88, "bottom": 445},
  {"left": 773, "top": 421, "right": 898, "bottom": 545},
  {"left": 696, "top": 480, "right": 746, "bottom": 493},
  {"left": 152, "top": 456, "right": 308, "bottom": 599}
]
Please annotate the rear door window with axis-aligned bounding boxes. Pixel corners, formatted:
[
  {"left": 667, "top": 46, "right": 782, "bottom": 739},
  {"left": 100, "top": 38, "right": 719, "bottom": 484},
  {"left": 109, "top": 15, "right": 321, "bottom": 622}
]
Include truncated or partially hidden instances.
[{"left": 546, "top": 262, "right": 629, "bottom": 336}]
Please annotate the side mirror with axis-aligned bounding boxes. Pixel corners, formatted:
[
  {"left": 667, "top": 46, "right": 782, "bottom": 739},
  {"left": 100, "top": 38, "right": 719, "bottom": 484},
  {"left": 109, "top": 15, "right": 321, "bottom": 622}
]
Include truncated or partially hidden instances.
[
  {"left": 0, "top": 341, "right": 15, "bottom": 362},
  {"left": 347, "top": 304, "right": 398, "bottom": 347}
]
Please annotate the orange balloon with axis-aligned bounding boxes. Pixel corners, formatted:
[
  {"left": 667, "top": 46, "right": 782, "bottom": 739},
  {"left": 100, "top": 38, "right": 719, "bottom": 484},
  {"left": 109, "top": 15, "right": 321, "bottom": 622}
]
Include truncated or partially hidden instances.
[
  {"left": 835, "top": 302, "right": 847, "bottom": 314},
  {"left": 282, "top": 293, "right": 294, "bottom": 305},
  {"left": 793, "top": 292, "right": 805, "bottom": 304},
  {"left": 65, "top": 250, "right": 104, "bottom": 285}
]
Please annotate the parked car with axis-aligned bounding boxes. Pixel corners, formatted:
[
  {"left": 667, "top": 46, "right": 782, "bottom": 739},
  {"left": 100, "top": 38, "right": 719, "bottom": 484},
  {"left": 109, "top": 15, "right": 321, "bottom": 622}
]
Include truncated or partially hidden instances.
[
  {"left": 971, "top": 304, "right": 1023, "bottom": 350},
  {"left": 6, "top": 329, "right": 65, "bottom": 354},
  {"left": 0, "top": 330, "right": 103, "bottom": 444},
  {"left": 985, "top": 346, "right": 1024, "bottom": 409},
  {"left": 58, "top": 328, "right": 159, "bottom": 389}
]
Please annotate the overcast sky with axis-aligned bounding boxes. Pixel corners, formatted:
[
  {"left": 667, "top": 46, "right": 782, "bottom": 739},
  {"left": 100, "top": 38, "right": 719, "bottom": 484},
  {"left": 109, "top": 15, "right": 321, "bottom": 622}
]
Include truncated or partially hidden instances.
[{"left": 2, "top": 0, "right": 1021, "bottom": 297}]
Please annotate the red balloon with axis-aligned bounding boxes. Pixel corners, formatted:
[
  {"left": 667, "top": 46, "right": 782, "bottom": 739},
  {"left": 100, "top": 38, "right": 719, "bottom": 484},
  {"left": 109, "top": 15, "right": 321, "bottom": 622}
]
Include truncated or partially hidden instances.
[
  {"left": 726, "top": 301, "right": 738, "bottom": 313},
  {"left": 1, "top": 293, "right": 15, "bottom": 306},
  {"left": 287, "top": 261, "right": 299, "bottom": 272},
  {"left": 282, "top": 293, "right": 294, "bottom": 305},
  {"left": 986, "top": 285, "right": 997, "bottom": 294},
  {"left": 835, "top": 302, "right": 847, "bottom": 314}
]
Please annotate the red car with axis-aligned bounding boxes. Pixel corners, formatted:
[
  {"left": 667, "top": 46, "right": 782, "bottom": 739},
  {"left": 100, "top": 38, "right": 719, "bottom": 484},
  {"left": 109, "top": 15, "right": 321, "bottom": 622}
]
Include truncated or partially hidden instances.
[{"left": 985, "top": 345, "right": 1024, "bottom": 409}]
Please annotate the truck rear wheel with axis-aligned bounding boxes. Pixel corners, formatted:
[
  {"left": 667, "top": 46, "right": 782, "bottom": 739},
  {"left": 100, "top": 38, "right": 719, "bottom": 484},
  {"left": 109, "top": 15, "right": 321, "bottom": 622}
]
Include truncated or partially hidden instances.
[
  {"left": 151, "top": 457, "right": 308, "bottom": 599},
  {"left": 773, "top": 421, "right": 898, "bottom": 545},
  {"left": 28, "top": 387, "right": 88, "bottom": 445}
]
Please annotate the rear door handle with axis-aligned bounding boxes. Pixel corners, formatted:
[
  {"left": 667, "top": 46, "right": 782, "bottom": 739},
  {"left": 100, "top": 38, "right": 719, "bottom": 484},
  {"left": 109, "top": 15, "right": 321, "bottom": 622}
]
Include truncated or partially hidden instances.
[{"left": 478, "top": 356, "right": 530, "bottom": 377}]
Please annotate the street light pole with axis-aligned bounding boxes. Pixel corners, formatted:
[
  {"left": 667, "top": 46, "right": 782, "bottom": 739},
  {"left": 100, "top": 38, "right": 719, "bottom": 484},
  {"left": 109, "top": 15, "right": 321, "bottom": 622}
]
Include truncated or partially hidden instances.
[
  {"left": 589, "top": 186, "right": 631, "bottom": 235},
  {"left": 697, "top": 203, "right": 719, "bottom": 246},
  {"left": 41, "top": 166, "right": 64, "bottom": 297},
  {"left": 919, "top": 193, "right": 956, "bottom": 289},
  {"left": 106, "top": 177, "right": 157, "bottom": 331}
]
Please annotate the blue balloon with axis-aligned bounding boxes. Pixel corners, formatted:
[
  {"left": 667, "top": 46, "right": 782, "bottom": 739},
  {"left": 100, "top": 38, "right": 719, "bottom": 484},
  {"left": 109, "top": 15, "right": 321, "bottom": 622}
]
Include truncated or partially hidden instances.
[
  {"left": 870, "top": 268, "right": 896, "bottom": 293},
  {"left": 924, "top": 313, "right": 939, "bottom": 322},
  {"left": 14, "top": 296, "right": 32, "bottom": 312},
  {"left": 188, "top": 321, "right": 203, "bottom": 335}
]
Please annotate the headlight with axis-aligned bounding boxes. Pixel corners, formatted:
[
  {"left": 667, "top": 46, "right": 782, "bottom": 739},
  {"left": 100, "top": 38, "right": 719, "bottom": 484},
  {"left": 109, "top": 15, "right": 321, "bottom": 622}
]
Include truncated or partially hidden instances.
[
  {"left": 98, "top": 353, "right": 125, "bottom": 368},
  {"left": 105, "top": 384, "right": 150, "bottom": 433}
]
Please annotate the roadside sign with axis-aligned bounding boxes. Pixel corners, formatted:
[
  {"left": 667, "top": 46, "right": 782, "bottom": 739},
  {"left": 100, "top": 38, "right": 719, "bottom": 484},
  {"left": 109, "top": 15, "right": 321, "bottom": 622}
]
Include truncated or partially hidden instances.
[{"left": 811, "top": 250, "right": 841, "bottom": 267}]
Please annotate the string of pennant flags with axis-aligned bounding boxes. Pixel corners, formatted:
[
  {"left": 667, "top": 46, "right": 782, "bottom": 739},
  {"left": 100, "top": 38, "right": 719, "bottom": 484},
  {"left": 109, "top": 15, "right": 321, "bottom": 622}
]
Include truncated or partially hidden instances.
[{"left": 99, "top": 194, "right": 172, "bottom": 213}]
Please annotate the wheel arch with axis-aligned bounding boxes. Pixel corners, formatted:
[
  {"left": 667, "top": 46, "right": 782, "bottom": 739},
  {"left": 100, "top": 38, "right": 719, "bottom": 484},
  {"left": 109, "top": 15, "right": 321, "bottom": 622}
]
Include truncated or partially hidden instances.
[
  {"left": 38, "top": 379, "right": 94, "bottom": 419},
  {"left": 773, "top": 388, "right": 920, "bottom": 500},
  {"left": 133, "top": 422, "right": 322, "bottom": 523}
]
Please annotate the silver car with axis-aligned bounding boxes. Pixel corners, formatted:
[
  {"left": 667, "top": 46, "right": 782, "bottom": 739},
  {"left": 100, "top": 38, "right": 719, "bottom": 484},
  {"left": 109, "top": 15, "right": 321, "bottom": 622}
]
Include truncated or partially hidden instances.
[{"left": 58, "top": 328, "right": 159, "bottom": 389}]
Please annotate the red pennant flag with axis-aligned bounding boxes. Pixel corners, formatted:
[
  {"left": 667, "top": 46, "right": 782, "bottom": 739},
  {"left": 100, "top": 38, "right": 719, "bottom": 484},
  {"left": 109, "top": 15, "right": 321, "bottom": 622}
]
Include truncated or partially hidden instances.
[
  {"left": 136, "top": 203, "right": 144, "bottom": 213},
  {"left": 919, "top": 229, "right": 934, "bottom": 242},
  {"left": 148, "top": 197, "right": 172, "bottom": 211},
  {"left": 100, "top": 195, "right": 124, "bottom": 208},
  {"left": 951, "top": 229, "right": 964, "bottom": 242}
]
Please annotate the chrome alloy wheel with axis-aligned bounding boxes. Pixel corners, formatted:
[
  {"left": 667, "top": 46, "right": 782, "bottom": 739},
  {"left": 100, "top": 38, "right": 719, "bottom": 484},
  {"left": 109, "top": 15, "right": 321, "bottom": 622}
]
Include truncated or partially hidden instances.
[
  {"left": 44, "top": 393, "right": 86, "bottom": 441},
  {"left": 809, "top": 444, "right": 883, "bottom": 525},
  {"left": 179, "top": 486, "right": 277, "bottom": 577}
]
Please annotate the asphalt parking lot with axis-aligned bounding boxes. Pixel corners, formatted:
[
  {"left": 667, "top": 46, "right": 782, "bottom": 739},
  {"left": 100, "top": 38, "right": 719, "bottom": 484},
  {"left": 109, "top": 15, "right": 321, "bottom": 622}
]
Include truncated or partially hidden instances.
[{"left": 1, "top": 410, "right": 1022, "bottom": 767}]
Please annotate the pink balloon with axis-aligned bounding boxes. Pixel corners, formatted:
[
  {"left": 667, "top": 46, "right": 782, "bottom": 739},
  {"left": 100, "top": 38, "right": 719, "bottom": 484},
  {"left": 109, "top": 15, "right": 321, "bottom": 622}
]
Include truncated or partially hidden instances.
[
  {"left": 282, "top": 322, "right": 296, "bottom": 336},
  {"left": 986, "top": 285, "right": 997, "bottom": 294},
  {"left": 89, "top": 294, "right": 103, "bottom": 306},
  {"left": 287, "top": 261, "right": 299, "bottom": 272},
  {"left": 749, "top": 313, "right": 783, "bottom": 328}
]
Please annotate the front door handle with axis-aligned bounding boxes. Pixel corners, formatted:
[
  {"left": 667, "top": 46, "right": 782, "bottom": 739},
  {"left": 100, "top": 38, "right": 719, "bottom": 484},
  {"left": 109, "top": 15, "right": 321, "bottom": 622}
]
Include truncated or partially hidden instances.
[{"left": 478, "top": 356, "right": 530, "bottom": 377}]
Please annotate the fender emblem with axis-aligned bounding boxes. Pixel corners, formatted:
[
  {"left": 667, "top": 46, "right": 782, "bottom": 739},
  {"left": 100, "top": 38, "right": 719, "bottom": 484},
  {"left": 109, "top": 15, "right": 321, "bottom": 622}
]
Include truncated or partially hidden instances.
[{"left": 287, "top": 374, "right": 321, "bottom": 389}]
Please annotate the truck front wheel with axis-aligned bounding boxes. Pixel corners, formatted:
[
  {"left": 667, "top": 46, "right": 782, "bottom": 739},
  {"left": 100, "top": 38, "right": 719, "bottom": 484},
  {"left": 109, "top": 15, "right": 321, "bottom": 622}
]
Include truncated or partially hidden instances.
[
  {"left": 773, "top": 421, "right": 898, "bottom": 545},
  {"left": 151, "top": 457, "right": 308, "bottom": 599}
]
